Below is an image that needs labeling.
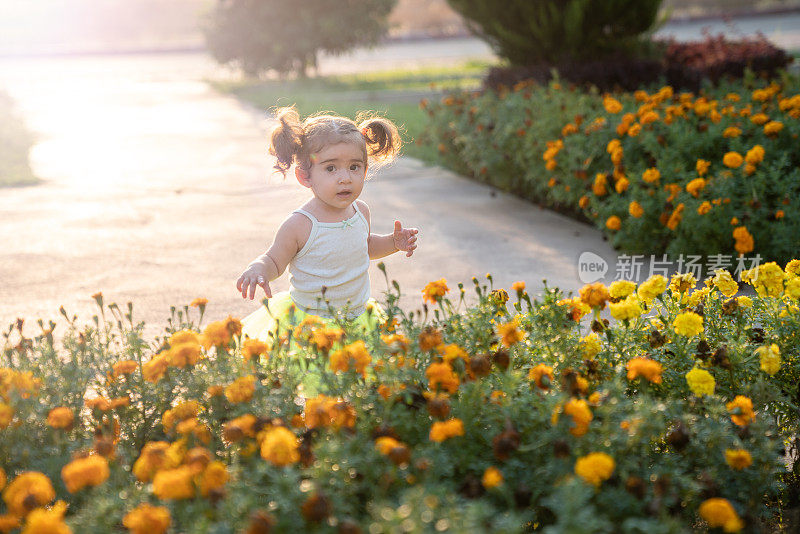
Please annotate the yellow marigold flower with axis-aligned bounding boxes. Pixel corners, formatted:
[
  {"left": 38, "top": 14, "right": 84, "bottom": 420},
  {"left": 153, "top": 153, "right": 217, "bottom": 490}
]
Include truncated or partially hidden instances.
[
  {"left": 46, "top": 407, "right": 74, "bottom": 430},
  {"left": 785, "top": 259, "right": 800, "bottom": 277},
  {"left": 712, "top": 269, "right": 739, "bottom": 297},
  {"left": 112, "top": 360, "right": 138, "bottom": 377},
  {"left": 628, "top": 201, "right": 644, "bottom": 218},
  {"left": 260, "top": 426, "right": 300, "bottom": 466},
  {"left": 611, "top": 147, "right": 624, "bottom": 165},
  {"left": 737, "top": 295, "right": 753, "bottom": 308},
  {"left": 699, "top": 498, "right": 744, "bottom": 532},
  {"left": 422, "top": 278, "right": 449, "bottom": 304},
  {"left": 750, "top": 112, "right": 769, "bottom": 125},
  {"left": 142, "top": 353, "right": 168, "bottom": 383},
  {"left": 528, "top": 364, "right": 554, "bottom": 389},
  {"left": 683, "top": 286, "right": 710, "bottom": 308},
  {"left": 725, "top": 449, "right": 753, "bottom": 470},
  {"left": 123, "top": 503, "right": 171, "bottom": 534},
  {"left": 61, "top": 455, "right": 109, "bottom": 493},
  {"left": 429, "top": 418, "right": 464, "bottom": 442},
  {"left": 732, "top": 226, "right": 754, "bottom": 255},
  {"left": 563, "top": 398, "right": 593, "bottom": 437},
  {"left": 199, "top": 461, "right": 228, "bottom": 497},
  {"left": 608, "top": 280, "right": 636, "bottom": 299},
  {"left": 614, "top": 176, "right": 629, "bottom": 193},
  {"left": 764, "top": 120, "right": 783, "bottom": 135},
  {"left": 242, "top": 338, "right": 268, "bottom": 361},
  {"left": 606, "top": 139, "right": 621, "bottom": 154},
  {"left": 669, "top": 272, "right": 697, "bottom": 294},
  {"left": 606, "top": 215, "right": 621, "bottom": 231},
  {"left": 609, "top": 294, "right": 642, "bottom": 321},
  {"left": 627, "top": 123, "right": 641, "bottom": 137},
  {"left": 786, "top": 277, "right": 800, "bottom": 300},
  {"left": 637, "top": 275, "right": 667, "bottom": 303},
  {"left": 329, "top": 340, "right": 372, "bottom": 377},
  {"left": 225, "top": 375, "right": 256, "bottom": 404},
  {"left": 726, "top": 395, "right": 755, "bottom": 426},
  {"left": 603, "top": 96, "right": 623, "bottom": 114},
  {"left": 511, "top": 281, "right": 526, "bottom": 293},
  {"left": 580, "top": 332, "right": 603, "bottom": 358},
  {"left": 666, "top": 203, "right": 685, "bottom": 230},
  {"left": 685, "top": 367, "right": 715, "bottom": 396},
  {"left": 482, "top": 467, "right": 504, "bottom": 489},
  {"left": 741, "top": 262, "right": 784, "bottom": 297},
  {"left": 755, "top": 344, "right": 781, "bottom": 375},
  {"left": 579, "top": 282, "right": 610, "bottom": 309},
  {"left": 697, "top": 201, "right": 712, "bottom": 215},
  {"left": 2, "top": 472, "right": 55, "bottom": 517},
  {"left": 201, "top": 320, "right": 231, "bottom": 349},
  {"left": 723, "top": 152, "right": 744, "bottom": 168},
  {"left": 374, "top": 436, "right": 403, "bottom": 455},
  {"left": 426, "top": 362, "right": 460, "bottom": 394},
  {"left": 640, "top": 110, "right": 659, "bottom": 124},
  {"left": 575, "top": 452, "right": 615, "bottom": 487},
  {"left": 696, "top": 159, "right": 710, "bottom": 176},
  {"left": 21, "top": 500, "right": 70, "bottom": 534},
  {"left": 497, "top": 318, "right": 525, "bottom": 347},
  {"left": 626, "top": 357, "right": 662, "bottom": 384},
  {"left": 673, "top": 312, "right": 703, "bottom": 337},
  {"left": 723, "top": 126, "right": 741, "bottom": 138},
  {"left": 152, "top": 466, "right": 195, "bottom": 500}
]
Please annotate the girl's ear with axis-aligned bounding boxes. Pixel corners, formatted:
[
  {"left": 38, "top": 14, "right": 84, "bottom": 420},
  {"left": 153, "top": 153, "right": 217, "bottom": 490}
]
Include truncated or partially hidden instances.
[{"left": 295, "top": 166, "right": 310, "bottom": 188}]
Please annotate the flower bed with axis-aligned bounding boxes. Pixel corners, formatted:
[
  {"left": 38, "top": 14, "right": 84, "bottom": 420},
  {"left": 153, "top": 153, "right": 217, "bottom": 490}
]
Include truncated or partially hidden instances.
[
  {"left": 420, "top": 73, "right": 800, "bottom": 264},
  {"left": 1, "top": 262, "right": 799, "bottom": 532}
]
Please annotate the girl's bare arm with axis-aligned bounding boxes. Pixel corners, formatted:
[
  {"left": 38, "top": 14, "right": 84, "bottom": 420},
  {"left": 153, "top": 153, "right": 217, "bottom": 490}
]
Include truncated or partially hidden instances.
[{"left": 237, "top": 214, "right": 307, "bottom": 300}]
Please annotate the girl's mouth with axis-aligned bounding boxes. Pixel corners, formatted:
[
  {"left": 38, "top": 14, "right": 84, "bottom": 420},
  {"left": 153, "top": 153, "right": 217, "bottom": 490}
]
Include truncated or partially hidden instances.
[{"left": 337, "top": 191, "right": 351, "bottom": 197}]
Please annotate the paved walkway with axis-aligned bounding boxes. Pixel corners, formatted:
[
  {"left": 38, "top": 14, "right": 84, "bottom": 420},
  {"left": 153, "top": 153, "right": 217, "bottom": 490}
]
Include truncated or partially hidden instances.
[{"left": 0, "top": 53, "right": 618, "bottom": 339}]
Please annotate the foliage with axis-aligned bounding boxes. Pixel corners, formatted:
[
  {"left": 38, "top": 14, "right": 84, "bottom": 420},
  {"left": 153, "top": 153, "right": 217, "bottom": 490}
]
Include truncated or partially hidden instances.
[
  {"left": 1, "top": 262, "right": 800, "bottom": 532},
  {"left": 445, "top": 0, "right": 663, "bottom": 65},
  {"left": 202, "top": 0, "right": 396, "bottom": 77},
  {"left": 419, "top": 72, "right": 800, "bottom": 264},
  {"left": 0, "top": 90, "right": 37, "bottom": 187}
]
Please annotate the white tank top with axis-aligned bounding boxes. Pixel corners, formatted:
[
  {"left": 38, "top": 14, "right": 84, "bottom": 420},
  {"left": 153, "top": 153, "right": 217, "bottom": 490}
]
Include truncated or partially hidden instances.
[{"left": 288, "top": 205, "right": 370, "bottom": 319}]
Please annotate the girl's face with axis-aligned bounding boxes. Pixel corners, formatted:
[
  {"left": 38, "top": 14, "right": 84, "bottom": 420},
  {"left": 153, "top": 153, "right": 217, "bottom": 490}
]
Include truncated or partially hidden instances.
[{"left": 296, "top": 142, "right": 367, "bottom": 213}]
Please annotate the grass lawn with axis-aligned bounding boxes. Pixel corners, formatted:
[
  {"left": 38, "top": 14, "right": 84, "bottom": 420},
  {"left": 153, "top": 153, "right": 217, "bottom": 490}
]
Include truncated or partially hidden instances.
[
  {"left": 208, "top": 60, "right": 492, "bottom": 164},
  {"left": 0, "top": 90, "right": 38, "bottom": 187}
]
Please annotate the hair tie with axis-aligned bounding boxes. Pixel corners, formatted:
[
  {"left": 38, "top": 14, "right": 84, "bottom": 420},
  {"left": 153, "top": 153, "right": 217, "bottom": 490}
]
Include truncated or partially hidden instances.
[{"left": 361, "top": 126, "right": 370, "bottom": 137}]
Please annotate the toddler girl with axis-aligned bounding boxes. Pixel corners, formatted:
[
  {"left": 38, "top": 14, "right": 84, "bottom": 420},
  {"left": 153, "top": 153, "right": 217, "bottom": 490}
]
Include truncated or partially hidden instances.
[{"left": 236, "top": 107, "right": 418, "bottom": 343}]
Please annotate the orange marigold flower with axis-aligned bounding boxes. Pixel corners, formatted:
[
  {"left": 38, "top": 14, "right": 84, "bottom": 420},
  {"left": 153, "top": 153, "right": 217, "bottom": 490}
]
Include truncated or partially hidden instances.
[
  {"left": 426, "top": 362, "right": 460, "bottom": 394},
  {"left": 629, "top": 201, "right": 644, "bottom": 218},
  {"left": 61, "top": 455, "right": 109, "bottom": 493},
  {"left": 422, "top": 278, "right": 449, "bottom": 304},
  {"left": 242, "top": 338, "right": 269, "bottom": 361},
  {"left": 726, "top": 395, "right": 755, "bottom": 426},
  {"left": 603, "top": 96, "right": 623, "bottom": 114},
  {"left": 47, "top": 407, "right": 74, "bottom": 430},
  {"left": 429, "top": 418, "right": 464, "bottom": 442},
  {"left": 112, "top": 360, "right": 138, "bottom": 377},
  {"left": 329, "top": 340, "right": 372, "bottom": 377},
  {"left": 626, "top": 357, "right": 663, "bottom": 384},
  {"left": 224, "top": 375, "right": 256, "bottom": 404},
  {"left": 725, "top": 449, "right": 753, "bottom": 470},
  {"left": 418, "top": 326, "right": 443, "bottom": 352},
  {"left": 563, "top": 398, "right": 593, "bottom": 437},
  {"left": 763, "top": 120, "right": 783, "bottom": 135},
  {"left": 732, "top": 226, "right": 754, "bottom": 255},
  {"left": 123, "top": 503, "right": 171, "bottom": 534},
  {"left": 528, "top": 364, "right": 554, "bottom": 389},
  {"left": 579, "top": 282, "right": 610, "bottom": 309},
  {"left": 685, "top": 178, "right": 706, "bottom": 197},
  {"left": 152, "top": 466, "right": 195, "bottom": 500},
  {"left": 201, "top": 320, "right": 231, "bottom": 349},
  {"left": 497, "top": 317, "right": 525, "bottom": 347},
  {"left": 142, "top": 353, "right": 168, "bottom": 383},
  {"left": 697, "top": 201, "right": 712, "bottom": 215},
  {"left": 606, "top": 215, "right": 622, "bottom": 231},
  {"left": 260, "top": 426, "right": 300, "bottom": 466},
  {"left": 2, "top": 472, "right": 55, "bottom": 517},
  {"left": 574, "top": 452, "right": 615, "bottom": 487},
  {"left": 699, "top": 498, "right": 744, "bottom": 532},
  {"left": 482, "top": 466, "right": 504, "bottom": 489},
  {"left": 696, "top": 159, "right": 711, "bottom": 176},
  {"left": 723, "top": 152, "right": 744, "bottom": 168},
  {"left": 189, "top": 298, "right": 208, "bottom": 308}
]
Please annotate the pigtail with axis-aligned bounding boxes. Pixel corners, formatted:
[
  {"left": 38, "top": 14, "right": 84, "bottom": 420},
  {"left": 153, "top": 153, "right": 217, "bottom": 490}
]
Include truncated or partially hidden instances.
[
  {"left": 269, "top": 106, "right": 304, "bottom": 174},
  {"left": 358, "top": 116, "right": 401, "bottom": 165}
]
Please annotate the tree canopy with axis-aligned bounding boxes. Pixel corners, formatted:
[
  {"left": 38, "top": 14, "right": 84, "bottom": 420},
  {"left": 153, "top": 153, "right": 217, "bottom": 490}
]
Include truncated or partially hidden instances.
[{"left": 204, "top": 0, "right": 397, "bottom": 77}]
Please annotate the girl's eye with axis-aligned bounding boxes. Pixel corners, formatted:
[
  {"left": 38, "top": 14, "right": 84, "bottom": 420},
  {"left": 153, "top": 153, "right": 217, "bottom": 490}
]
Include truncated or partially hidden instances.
[
  {"left": 326, "top": 165, "right": 335, "bottom": 172},
  {"left": 350, "top": 164, "right": 361, "bottom": 171}
]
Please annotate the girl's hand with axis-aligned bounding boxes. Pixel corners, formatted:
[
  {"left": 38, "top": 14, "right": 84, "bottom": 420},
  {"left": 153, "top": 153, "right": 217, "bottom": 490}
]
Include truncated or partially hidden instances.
[
  {"left": 393, "top": 221, "right": 419, "bottom": 257},
  {"left": 236, "top": 266, "right": 272, "bottom": 300}
]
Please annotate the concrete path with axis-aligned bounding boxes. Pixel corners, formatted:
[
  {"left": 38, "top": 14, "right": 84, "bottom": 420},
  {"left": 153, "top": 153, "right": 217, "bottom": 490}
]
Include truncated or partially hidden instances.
[{"left": 0, "top": 52, "right": 618, "bottom": 339}]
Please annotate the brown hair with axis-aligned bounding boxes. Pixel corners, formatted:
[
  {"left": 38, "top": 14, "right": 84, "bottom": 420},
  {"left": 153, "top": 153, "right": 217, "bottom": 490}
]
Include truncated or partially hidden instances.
[{"left": 269, "top": 106, "right": 401, "bottom": 175}]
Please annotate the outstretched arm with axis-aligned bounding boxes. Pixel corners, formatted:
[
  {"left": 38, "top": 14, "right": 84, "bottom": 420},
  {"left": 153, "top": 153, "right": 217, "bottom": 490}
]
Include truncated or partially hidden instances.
[{"left": 236, "top": 214, "right": 304, "bottom": 299}]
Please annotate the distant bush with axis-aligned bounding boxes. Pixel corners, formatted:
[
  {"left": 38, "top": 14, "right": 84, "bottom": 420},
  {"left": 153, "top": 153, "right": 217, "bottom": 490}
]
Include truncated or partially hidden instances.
[
  {"left": 420, "top": 72, "right": 800, "bottom": 264},
  {"left": 0, "top": 90, "right": 37, "bottom": 187}
]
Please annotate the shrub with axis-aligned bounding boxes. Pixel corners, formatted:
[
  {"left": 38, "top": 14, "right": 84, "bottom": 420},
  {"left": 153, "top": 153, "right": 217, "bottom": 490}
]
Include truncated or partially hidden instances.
[
  {"left": 1, "top": 262, "right": 799, "bottom": 531},
  {"left": 446, "top": 0, "right": 663, "bottom": 65},
  {"left": 420, "top": 72, "right": 800, "bottom": 264}
]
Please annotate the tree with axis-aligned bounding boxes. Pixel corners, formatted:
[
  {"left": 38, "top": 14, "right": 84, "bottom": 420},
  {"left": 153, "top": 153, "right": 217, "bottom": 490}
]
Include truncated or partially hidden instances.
[
  {"left": 446, "top": 0, "right": 664, "bottom": 65},
  {"left": 203, "top": 0, "right": 397, "bottom": 77}
]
